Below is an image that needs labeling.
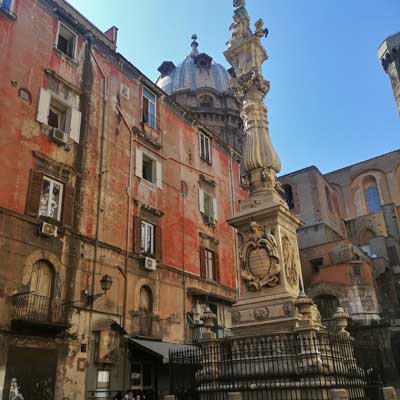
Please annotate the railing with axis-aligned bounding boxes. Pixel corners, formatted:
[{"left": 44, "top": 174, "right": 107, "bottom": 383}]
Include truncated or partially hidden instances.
[
  {"left": 191, "top": 324, "right": 231, "bottom": 343},
  {"left": 170, "top": 332, "right": 385, "bottom": 400},
  {"left": 11, "top": 292, "right": 71, "bottom": 328}
]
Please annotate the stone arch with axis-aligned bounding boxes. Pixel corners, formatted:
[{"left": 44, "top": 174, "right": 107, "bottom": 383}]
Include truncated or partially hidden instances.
[
  {"left": 350, "top": 170, "right": 390, "bottom": 216},
  {"left": 313, "top": 294, "right": 340, "bottom": 320},
  {"left": 21, "top": 249, "right": 65, "bottom": 298},
  {"left": 134, "top": 278, "right": 159, "bottom": 315}
]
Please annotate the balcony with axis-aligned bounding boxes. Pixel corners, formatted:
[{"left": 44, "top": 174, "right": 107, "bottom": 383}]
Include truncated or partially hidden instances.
[{"left": 10, "top": 292, "right": 72, "bottom": 332}]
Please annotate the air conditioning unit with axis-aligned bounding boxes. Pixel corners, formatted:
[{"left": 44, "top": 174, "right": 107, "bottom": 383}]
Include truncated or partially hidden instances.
[
  {"left": 39, "top": 222, "right": 58, "bottom": 237},
  {"left": 144, "top": 257, "right": 157, "bottom": 271},
  {"left": 51, "top": 127, "right": 68, "bottom": 145}
]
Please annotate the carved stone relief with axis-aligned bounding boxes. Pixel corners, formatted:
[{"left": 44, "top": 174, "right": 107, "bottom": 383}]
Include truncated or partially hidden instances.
[
  {"left": 282, "top": 235, "right": 298, "bottom": 287},
  {"left": 240, "top": 221, "right": 280, "bottom": 291},
  {"left": 253, "top": 307, "right": 269, "bottom": 320},
  {"left": 231, "top": 311, "right": 241, "bottom": 323}
]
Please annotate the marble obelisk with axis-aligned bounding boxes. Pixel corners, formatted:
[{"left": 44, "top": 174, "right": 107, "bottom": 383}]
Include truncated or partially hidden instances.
[{"left": 225, "top": 0, "right": 321, "bottom": 335}]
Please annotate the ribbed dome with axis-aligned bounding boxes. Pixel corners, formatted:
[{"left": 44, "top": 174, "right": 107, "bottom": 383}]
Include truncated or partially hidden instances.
[{"left": 156, "top": 35, "right": 231, "bottom": 95}]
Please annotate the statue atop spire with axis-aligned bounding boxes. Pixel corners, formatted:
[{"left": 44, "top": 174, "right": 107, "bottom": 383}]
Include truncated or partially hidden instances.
[
  {"left": 190, "top": 33, "right": 199, "bottom": 56},
  {"left": 224, "top": 0, "right": 281, "bottom": 199}
]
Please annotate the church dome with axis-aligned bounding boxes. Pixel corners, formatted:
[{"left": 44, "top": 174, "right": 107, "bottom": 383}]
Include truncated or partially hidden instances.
[{"left": 156, "top": 35, "right": 231, "bottom": 95}]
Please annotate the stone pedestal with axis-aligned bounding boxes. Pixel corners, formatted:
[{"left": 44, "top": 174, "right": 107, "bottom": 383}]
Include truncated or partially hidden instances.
[{"left": 228, "top": 201, "right": 319, "bottom": 335}]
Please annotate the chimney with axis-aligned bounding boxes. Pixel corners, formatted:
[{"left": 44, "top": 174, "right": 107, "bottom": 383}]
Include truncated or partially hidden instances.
[{"left": 104, "top": 26, "right": 118, "bottom": 47}]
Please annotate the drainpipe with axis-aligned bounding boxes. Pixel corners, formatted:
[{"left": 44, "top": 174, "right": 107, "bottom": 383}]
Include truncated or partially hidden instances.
[
  {"left": 84, "top": 43, "right": 107, "bottom": 400},
  {"left": 181, "top": 181, "right": 187, "bottom": 342},
  {"left": 228, "top": 150, "right": 240, "bottom": 298}
]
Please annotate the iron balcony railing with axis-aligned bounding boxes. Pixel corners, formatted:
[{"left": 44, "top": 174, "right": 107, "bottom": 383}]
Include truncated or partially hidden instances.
[{"left": 11, "top": 292, "right": 72, "bottom": 328}]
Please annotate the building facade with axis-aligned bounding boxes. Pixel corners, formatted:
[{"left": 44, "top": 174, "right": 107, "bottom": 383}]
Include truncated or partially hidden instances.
[
  {"left": 0, "top": 1, "right": 246, "bottom": 399},
  {"left": 279, "top": 150, "right": 400, "bottom": 384}
]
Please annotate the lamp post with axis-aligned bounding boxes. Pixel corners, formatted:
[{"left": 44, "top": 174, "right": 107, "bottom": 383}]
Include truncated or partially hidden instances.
[{"left": 82, "top": 274, "right": 113, "bottom": 306}]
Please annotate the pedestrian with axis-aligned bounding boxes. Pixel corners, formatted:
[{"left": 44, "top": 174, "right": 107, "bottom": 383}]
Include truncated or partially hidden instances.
[
  {"left": 113, "top": 391, "right": 123, "bottom": 400},
  {"left": 124, "top": 390, "right": 134, "bottom": 400}
]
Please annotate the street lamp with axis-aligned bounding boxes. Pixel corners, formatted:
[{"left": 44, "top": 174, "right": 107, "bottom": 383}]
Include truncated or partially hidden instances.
[{"left": 82, "top": 274, "right": 113, "bottom": 306}]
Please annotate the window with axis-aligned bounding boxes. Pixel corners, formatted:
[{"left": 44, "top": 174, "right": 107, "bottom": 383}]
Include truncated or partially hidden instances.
[
  {"left": 141, "top": 221, "right": 154, "bottom": 255},
  {"left": 48, "top": 98, "right": 68, "bottom": 131},
  {"left": 310, "top": 257, "right": 323, "bottom": 273},
  {"left": 200, "top": 247, "right": 219, "bottom": 281},
  {"left": 199, "top": 189, "right": 218, "bottom": 222},
  {"left": 96, "top": 370, "right": 110, "bottom": 389},
  {"left": 365, "top": 185, "right": 382, "bottom": 213},
  {"left": 199, "top": 131, "right": 211, "bottom": 163},
  {"left": 142, "top": 154, "right": 156, "bottom": 183},
  {"left": 133, "top": 217, "right": 162, "bottom": 259},
  {"left": 130, "top": 362, "right": 153, "bottom": 390},
  {"left": 352, "top": 264, "right": 361, "bottom": 277},
  {"left": 199, "top": 95, "right": 214, "bottom": 107},
  {"left": 30, "top": 260, "right": 54, "bottom": 297},
  {"left": 135, "top": 149, "right": 162, "bottom": 188},
  {"left": 205, "top": 249, "right": 214, "bottom": 280},
  {"left": 57, "top": 23, "right": 77, "bottom": 59},
  {"left": 36, "top": 87, "right": 81, "bottom": 143},
  {"left": 26, "top": 170, "right": 75, "bottom": 226},
  {"left": 142, "top": 86, "right": 156, "bottom": 129},
  {"left": 282, "top": 184, "right": 294, "bottom": 210},
  {"left": 39, "top": 176, "right": 63, "bottom": 221}
]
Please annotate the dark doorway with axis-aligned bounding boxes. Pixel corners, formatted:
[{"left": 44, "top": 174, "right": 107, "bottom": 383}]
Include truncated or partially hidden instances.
[{"left": 3, "top": 347, "right": 57, "bottom": 400}]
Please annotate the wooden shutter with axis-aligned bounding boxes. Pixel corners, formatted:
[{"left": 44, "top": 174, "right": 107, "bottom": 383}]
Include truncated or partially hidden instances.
[
  {"left": 135, "top": 149, "right": 143, "bottom": 178},
  {"left": 199, "top": 189, "right": 205, "bottom": 213},
  {"left": 133, "top": 216, "right": 142, "bottom": 254},
  {"left": 213, "top": 197, "right": 218, "bottom": 221},
  {"left": 156, "top": 160, "right": 163, "bottom": 189},
  {"left": 155, "top": 224, "right": 162, "bottom": 260},
  {"left": 69, "top": 108, "right": 82, "bottom": 143},
  {"left": 26, "top": 170, "right": 44, "bottom": 217},
  {"left": 62, "top": 184, "right": 75, "bottom": 227},
  {"left": 199, "top": 247, "right": 206, "bottom": 278},
  {"left": 36, "top": 88, "right": 51, "bottom": 125},
  {"left": 214, "top": 252, "right": 220, "bottom": 282}
]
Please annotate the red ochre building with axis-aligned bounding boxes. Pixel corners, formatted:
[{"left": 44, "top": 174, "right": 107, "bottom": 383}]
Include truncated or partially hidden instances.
[{"left": 0, "top": 0, "right": 246, "bottom": 399}]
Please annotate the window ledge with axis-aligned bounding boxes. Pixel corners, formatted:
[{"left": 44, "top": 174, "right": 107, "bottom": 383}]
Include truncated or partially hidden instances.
[
  {"left": 53, "top": 46, "right": 79, "bottom": 67},
  {"left": 139, "top": 178, "right": 160, "bottom": 191},
  {"left": 0, "top": 7, "right": 16, "bottom": 20},
  {"left": 200, "top": 156, "right": 212, "bottom": 165}
]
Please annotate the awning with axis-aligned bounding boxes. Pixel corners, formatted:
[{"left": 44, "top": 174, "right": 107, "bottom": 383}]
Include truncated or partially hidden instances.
[
  {"left": 91, "top": 318, "right": 127, "bottom": 334},
  {"left": 128, "top": 338, "right": 197, "bottom": 364}
]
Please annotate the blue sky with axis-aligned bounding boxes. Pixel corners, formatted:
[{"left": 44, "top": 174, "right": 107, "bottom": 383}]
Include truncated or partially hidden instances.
[{"left": 68, "top": 0, "right": 400, "bottom": 175}]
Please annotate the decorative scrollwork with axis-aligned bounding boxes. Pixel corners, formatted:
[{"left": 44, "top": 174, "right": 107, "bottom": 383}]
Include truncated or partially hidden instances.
[
  {"left": 282, "top": 235, "right": 298, "bottom": 287},
  {"left": 240, "top": 221, "right": 280, "bottom": 291}
]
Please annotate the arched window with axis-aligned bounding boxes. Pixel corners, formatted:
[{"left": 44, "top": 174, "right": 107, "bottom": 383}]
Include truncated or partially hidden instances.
[
  {"left": 30, "top": 260, "right": 54, "bottom": 297},
  {"left": 314, "top": 294, "right": 339, "bottom": 320},
  {"left": 199, "top": 95, "right": 214, "bottom": 108},
  {"left": 363, "top": 176, "right": 382, "bottom": 213},
  {"left": 138, "top": 286, "right": 154, "bottom": 337},
  {"left": 139, "top": 286, "right": 153, "bottom": 314},
  {"left": 282, "top": 184, "right": 294, "bottom": 210}
]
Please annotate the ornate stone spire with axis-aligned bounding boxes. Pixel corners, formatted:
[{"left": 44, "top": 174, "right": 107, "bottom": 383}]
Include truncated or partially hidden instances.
[
  {"left": 224, "top": 0, "right": 281, "bottom": 199},
  {"left": 190, "top": 33, "right": 199, "bottom": 57}
]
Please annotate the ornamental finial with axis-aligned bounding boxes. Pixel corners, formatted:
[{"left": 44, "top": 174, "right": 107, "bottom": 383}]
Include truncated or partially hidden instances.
[{"left": 190, "top": 33, "right": 199, "bottom": 56}]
